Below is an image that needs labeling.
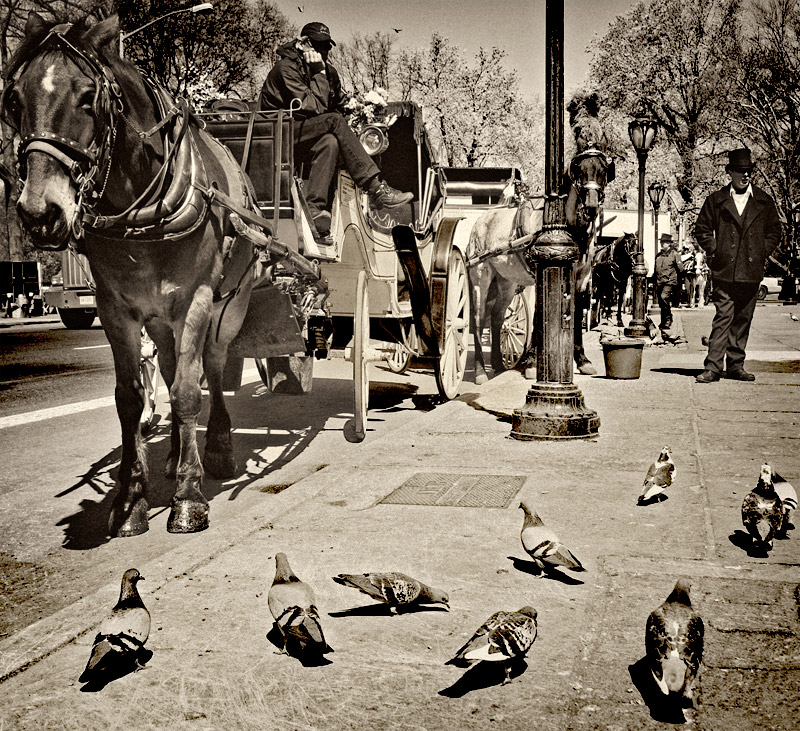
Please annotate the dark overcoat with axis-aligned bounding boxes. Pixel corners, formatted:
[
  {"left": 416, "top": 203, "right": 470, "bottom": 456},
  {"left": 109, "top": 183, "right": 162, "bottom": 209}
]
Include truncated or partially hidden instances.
[{"left": 694, "top": 184, "right": 782, "bottom": 283}]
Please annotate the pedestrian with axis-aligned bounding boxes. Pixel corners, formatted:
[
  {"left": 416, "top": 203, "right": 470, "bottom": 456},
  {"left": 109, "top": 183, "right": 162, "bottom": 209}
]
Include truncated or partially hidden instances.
[
  {"left": 16, "top": 291, "right": 29, "bottom": 318},
  {"left": 259, "top": 21, "right": 413, "bottom": 245},
  {"left": 654, "top": 232, "right": 684, "bottom": 333},
  {"left": 690, "top": 246, "right": 709, "bottom": 308},
  {"left": 4, "top": 292, "right": 12, "bottom": 318},
  {"left": 694, "top": 148, "right": 781, "bottom": 383}
]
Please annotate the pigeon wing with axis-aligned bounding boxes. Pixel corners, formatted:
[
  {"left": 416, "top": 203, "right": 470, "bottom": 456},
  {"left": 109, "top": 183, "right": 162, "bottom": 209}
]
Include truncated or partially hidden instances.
[
  {"left": 448, "top": 611, "right": 507, "bottom": 664},
  {"left": 282, "top": 606, "right": 332, "bottom": 654},
  {"left": 79, "top": 606, "right": 150, "bottom": 681},
  {"left": 333, "top": 572, "right": 421, "bottom": 605}
]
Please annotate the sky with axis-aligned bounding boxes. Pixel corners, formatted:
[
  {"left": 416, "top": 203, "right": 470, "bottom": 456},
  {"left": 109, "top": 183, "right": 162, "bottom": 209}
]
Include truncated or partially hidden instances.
[{"left": 281, "top": 0, "right": 640, "bottom": 100}]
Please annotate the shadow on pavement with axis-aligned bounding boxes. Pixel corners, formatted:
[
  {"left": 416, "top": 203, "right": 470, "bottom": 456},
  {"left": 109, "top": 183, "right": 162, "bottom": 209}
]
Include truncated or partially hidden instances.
[
  {"left": 264, "top": 623, "right": 333, "bottom": 667},
  {"left": 729, "top": 529, "right": 770, "bottom": 558},
  {"left": 507, "top": 556, "right": 585, "bottom": 586},
  {"left": 79, "top": 647, "right": 153, "bottom": 693},
  {"left": 649, "top": 367, "right": 704, "bottom": 378},
  {"left": 628, "top": 656, "right": 689, "bottom": 724},
  {"left": 439, "top": 658, "right": 528, "bottom": 697},
  {"left": 328, "top": 603, "right": 448, "bottom": 618}
]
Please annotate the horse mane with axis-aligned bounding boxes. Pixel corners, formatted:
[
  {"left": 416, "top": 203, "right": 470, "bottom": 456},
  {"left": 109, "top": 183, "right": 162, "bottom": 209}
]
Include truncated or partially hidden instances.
[{"left": 567, "top": 91, "right": 608, "bottom": 152}]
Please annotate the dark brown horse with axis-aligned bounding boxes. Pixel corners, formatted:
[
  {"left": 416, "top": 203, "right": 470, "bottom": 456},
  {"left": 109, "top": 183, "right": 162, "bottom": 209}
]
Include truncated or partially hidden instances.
[
  {"left": 3, "top": 14, "right": 258, "bottom": 537},
  {"left": 467, "top": 93, "right": 614, "bottom": 382},
  {"left": 591, "top": 233, "right": 638, "bottom": 327}
]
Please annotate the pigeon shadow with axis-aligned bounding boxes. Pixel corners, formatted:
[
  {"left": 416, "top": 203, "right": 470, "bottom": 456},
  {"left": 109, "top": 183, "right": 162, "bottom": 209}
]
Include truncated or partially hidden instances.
[
  {"left": 79, "top": 648, "right": 153, "bottom": 692},
  {"left": 628, "top": 656, "right": 689, "bottom": 724},
  {"left": 637, "top": 494, "right": 669, "bottom": 507},
  {"left": 265, "top": 623, "right": 333, "bottom": 667},
  {"left": 507, "top": 556, "right": 585, "bottom": 586},
  {"left": 728, "top": 530, "right": 770, "bottom": 558},
  {"left": 439, "top": 658, "right": 528, "bottom": 697},
  {"left": 328, "top": 603, "right": 448, "bottom": 618}
]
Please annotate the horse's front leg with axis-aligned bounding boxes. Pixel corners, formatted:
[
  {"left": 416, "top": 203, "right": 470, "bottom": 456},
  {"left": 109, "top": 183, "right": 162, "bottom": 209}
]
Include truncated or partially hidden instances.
[
  {"left": 469, "top": 264, "right": 492, "bottom": 385},
  {"left": 145, "top": 320, "right": 179, "bottom": 479},
  {"left": 167, "top": 287, "right": 214, "bottom": 533},
  {"left": 574, "top": 289, "right": 597, "bottom": 375},
  {"left": 202, "top": 339, "right": 237, "bottom": 480},
  {"left": 103, "top": 316, "right": 150, "bottom": 537}
]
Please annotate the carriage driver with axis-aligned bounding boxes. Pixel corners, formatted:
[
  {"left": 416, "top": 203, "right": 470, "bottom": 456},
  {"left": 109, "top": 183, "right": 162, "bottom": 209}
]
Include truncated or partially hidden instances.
[{"left": 260, "top": 22, "right": 413, "bottom": 244}]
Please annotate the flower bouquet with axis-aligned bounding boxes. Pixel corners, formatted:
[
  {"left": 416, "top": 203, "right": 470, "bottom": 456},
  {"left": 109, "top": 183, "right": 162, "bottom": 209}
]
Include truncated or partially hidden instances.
[{"left": 343, "top": 87, "right": 398, "bottom": 133}]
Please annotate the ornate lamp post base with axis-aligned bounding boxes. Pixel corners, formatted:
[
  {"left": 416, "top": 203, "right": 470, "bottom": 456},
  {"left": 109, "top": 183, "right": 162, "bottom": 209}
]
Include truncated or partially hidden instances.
[
  {"left": 624, "top": 259, "right": 650, "bottom": 337},
  {"left": 511, "top": 383, "right": 599, "bottom": 440}
]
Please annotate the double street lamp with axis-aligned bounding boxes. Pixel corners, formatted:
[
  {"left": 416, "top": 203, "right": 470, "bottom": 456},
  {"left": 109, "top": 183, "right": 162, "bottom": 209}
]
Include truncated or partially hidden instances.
[
  {"left": 119, "top": 2, "right": 214, "bottom": 58},
  {"left": 626, "top": 115, "right": 659, "bottom": 338}
]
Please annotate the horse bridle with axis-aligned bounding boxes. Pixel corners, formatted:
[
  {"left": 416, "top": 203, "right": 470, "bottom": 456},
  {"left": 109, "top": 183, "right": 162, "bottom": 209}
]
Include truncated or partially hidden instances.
[
  {"left": 1, "top": 23, "right": 125, "bottom": 238},
  {"left": 569, "top": 146, "right": 614, "bottom": 200}
]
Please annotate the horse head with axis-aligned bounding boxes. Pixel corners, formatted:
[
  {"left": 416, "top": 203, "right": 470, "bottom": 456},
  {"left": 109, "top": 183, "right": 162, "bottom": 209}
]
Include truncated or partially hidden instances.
[{"left": 2, "top": 14, "right": 147, "bottom": 250}]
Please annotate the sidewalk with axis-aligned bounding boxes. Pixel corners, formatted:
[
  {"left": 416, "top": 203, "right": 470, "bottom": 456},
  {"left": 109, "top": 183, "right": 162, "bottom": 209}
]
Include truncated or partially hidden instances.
[{"left": 1, "top": 306, "right": 798, "bottom": 730}]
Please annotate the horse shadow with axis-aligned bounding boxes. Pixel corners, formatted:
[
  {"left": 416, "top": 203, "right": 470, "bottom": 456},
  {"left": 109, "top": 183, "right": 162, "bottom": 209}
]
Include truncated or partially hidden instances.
[
  {"left": 628, "top": 655, "right": 690, "bottom": 724},
  {"left": 55, "top": 376, "right": 424, "bottom": 549},
  {"left": 439, "top": 658, "right": 528, "bottom": 697}
]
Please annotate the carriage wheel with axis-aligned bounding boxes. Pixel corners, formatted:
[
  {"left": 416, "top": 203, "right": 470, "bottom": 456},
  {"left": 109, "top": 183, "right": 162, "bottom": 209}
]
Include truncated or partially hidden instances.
[
  {"left": 344, "top": 270, "right": 370, "bottom": 443},
  {"left": 500, "top": 291, "right": 531, "bottom": 370},
  {"left": 435, "top": 248, "right": 470, "bottom": 400},
  {"left": 386, "top": 321, "right": 417, "bottom": 374},
  {"left": 140, "top": 329, "right": 159, "bottom": 433}
]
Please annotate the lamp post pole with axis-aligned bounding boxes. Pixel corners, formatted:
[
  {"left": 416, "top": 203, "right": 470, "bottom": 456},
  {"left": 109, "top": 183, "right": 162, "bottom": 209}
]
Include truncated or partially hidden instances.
[
  {"left": 781, "top": 205, "right": 800, "bottom": 304},
  {"left": 648, "top": 182, "right": 666, "bottom": 281},
  {"left": 119, "top": 2, "right": 214, "bottom": 58},
  {"left": 510, "top": 0, "right": 598, "bottom": 441},
  {"left": 625, "top": 117, "right": 658, "bottom": 338}
]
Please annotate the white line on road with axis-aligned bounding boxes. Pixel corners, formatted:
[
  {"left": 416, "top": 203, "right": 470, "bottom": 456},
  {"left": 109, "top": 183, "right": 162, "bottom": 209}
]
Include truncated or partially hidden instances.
[
  {"left": 0, "top": 367, "right": 261, "bottom": 431},
  {"left": 74, "top": 344, "right": 111, "bottom": 350}
]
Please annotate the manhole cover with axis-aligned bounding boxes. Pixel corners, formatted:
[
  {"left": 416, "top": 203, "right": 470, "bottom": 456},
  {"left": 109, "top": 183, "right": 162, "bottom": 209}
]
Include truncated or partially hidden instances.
[{"left": 380, "top": 473, "right": 525, "bottom": 508}]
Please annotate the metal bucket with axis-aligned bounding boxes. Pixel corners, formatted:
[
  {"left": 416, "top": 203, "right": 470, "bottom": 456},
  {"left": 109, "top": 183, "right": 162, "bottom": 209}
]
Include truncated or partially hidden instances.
[{"left": 602, "top": 337, "right": 645, "bottom": 379}]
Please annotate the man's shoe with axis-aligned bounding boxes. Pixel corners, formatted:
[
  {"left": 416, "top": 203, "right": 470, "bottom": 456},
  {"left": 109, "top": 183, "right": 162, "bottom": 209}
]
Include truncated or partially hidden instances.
[
  {"left": 726, "top": 369, "right": 755, "bottom": 381},
  {"left": 368, "top": 179, "right": 414, "bottom": 209},
  {"left": 309, "top": 207, "right": 331, "bottom": 235},
  {"left": 695, "top": 370, "right": 721, "bottom": 383}
]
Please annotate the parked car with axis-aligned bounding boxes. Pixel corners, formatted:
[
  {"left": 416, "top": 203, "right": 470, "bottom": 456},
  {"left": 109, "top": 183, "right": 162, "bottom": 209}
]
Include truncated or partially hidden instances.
[{"left": 758, "top": 276, "right": 782, "bottom": 300}]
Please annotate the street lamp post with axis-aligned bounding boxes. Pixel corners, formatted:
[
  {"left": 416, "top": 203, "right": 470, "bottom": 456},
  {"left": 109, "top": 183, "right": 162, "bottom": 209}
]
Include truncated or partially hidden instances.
[
  {"left": 625, "top": 115, "right": 658, "bottom": 338},
  {"left": 119, "top": 2, "right": 214, "bottom": 58},
  {"left": 648, "top": 182, "right": 666, "bottom": 275},
  {"left": 510, "top": 0, "right": 599, "bottom": 441}
]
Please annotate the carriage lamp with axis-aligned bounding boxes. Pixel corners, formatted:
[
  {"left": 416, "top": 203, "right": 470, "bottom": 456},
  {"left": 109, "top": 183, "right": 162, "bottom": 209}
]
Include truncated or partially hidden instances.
[
  {"left": 626, "top": 115, "right": 659, "bottom": 338},
  {"left": 358, "top": 125, "right": 389, "bottom": 157},
  {"left": 648, "top": 182, "right": 666, "bottom": 278},
  {"left": 119, "top": 2, "right": 214, "bottom": 58}
]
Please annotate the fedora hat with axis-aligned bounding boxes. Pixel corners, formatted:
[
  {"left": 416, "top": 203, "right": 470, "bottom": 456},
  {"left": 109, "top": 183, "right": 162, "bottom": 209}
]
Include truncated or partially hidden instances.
[
  {"left": 725, "top": 147, "right": 754, "bottom": 172},
  {"left": 659, "top": 233, "right": 673, "bottom": 243}
]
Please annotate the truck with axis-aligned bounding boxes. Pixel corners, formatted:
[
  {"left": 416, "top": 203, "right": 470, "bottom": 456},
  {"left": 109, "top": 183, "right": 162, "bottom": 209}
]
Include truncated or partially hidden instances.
[{"left": 43, "top": 249, "right": 97, "bottom": 328}]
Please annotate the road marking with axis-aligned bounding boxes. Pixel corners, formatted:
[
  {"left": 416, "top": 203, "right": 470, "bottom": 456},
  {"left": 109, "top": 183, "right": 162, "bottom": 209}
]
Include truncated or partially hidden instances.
[
  {"left": 0, "top": 367, "right": 261, "bottom": 430},
  {"left": 74, "top": 344, "right": 111, "bottom": 350}
]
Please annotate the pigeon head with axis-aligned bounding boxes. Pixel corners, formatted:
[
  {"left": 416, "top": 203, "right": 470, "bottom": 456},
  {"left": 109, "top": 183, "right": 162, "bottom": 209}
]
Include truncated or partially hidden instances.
[
  {"left": 424, "top": 586, "right": 450, "bottom": 608},
  {"left": 756, "top": 464, "right": 777, "bottom": 494},
  {"left": 122, "top": 568, "right": 143, "bottom": 584},
  {"left": 519, "top": 501, "right": 544, "bottom": 527},
  {"left": 273, "top": 552, "right": 299, "bottom": 584},
  {"left": 517, "top": 606, "right": 538, "bottom": 620},
  {"left": 666, "top": 578, "right": 693, "bottom": 606},
  {"left": 118, "top": 568, "right": 144, "bottom": 603},
  {"left": 659, "top": 446, "right": 672, "bottom": 461}
]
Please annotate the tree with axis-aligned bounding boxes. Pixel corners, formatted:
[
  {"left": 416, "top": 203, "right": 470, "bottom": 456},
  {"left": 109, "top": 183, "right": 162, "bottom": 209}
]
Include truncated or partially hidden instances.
[
  {"left": 589, "top": 0, "right": 741, "bottom": 208},
  {"left": 333, "top": 31, "right": 394, "bottom": 96},
  {"left": 731, "top": 0, "right": 800, "bottom": 271}
]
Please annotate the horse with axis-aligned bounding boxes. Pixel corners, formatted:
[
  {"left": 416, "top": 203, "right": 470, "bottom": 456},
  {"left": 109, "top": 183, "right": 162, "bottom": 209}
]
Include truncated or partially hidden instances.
[
  {"left": 3, "top": 14, "right": 260, "bottom": 537},
  {"left": 467, "top": 93, "right": 615, "bottom": 383},
  {"left": 591, "top": 233, "right": 638, "bottom": 327}
]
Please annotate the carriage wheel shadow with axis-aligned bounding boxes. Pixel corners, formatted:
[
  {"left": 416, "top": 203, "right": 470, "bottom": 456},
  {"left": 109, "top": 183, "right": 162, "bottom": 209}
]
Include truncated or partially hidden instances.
[{"left": 55, "top": 378, "right": 419, "bottom": 549}]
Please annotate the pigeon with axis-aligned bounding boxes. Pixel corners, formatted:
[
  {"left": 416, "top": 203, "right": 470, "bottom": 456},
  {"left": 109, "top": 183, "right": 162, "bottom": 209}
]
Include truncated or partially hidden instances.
[
  {"left": 790, "top": 313, "right": 798, "bottom": 322},
  {"left": 645, "top": 578, "right": 704, "bottom": 706},
  {"left": 79, "top": 568, "right": 150, "bottom": 684},
  {"left": 638, "top": 446, "right": 676, "bottom": 504},
  {"left": 332, "top": 572, "right": 449, "bottom": 613},
  {"left": 446, "top": 607, "right": 538, "bottom": 684},
  {"left": 519, "top": 501, "right": 585, "bottom": 572},
  {"left": 771, "top": 467, "right": 797, "bottom": 537},
  {"left": 701, "top": 335, "right": 709, "bottom": 347},
  {"left": 268, "top": 553, "right": 332, "bottom": 656},
  {"left": 741, "top": 463, "right": 783, "bottom": 551}
]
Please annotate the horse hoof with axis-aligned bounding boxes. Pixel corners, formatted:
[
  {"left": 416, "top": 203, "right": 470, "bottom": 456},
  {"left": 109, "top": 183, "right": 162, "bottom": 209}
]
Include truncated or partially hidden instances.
[
  {"left": 203, "top": 450, "right": 237, "bottom": 480},
  {"left": 577, "top": 361, "right": 597, "bottom": 376},
  {"left": 109, "top": 497, "right": 149, "bottom": 538},
  {"left": 167, "top": 498, "right": 209, "bottom": 533},
  {"left": 475, "top": 373, "right": 488, "bottom": 385}
]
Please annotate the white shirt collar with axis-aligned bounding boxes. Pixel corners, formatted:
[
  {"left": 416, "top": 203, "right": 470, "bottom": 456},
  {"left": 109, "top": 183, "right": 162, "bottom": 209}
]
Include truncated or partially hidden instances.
[{"left": 730, "top": 183, "right": 753, "bottom": 199}]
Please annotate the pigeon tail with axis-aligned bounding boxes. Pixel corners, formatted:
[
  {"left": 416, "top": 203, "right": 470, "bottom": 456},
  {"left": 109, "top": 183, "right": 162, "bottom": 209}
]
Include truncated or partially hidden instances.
[
  {"left": 283, "top": 606, "right": 333, "bottom": 654},
  {"left": 519, "top": 501, "right": 544, "bottom": 528},
  {"left": 273, "top": 552, "right": 300, "bottom": 584},
  {"left": 549, "top": 545, "right": 585, "bottom": 572}
]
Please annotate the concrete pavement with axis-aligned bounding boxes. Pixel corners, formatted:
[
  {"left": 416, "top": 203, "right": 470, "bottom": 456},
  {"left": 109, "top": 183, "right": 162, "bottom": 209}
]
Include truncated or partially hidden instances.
[{"left": 1, "top": 303, "right": 798, "bottom": 730}]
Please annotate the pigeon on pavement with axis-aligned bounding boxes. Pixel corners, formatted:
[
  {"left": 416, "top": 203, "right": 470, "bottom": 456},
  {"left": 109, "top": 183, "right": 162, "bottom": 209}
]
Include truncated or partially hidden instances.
[
  {"left": 332, "top": 572, "right": 449, "bottom": 613},
  {"left": 269, "top": 553, "right": 332, "bottom": 656},
  {"left": 645, "top": 578, "right": 704, "bottom": 706},
  {"left": 790, "top": 313, "right": 798, "bottom": 322},
  {"left": 638, "top": 446, "right": 676, "bottom": 504},
  {"left": 771, "top": 467, "right": 797, "bottom": 537},
  {"left": 519, "top": 501, "right": 585, "bottom": 572},
  {"left": 79, "top": 568, "right": 150, "bottom": 684},
  {"left": 446, "top": 607, "right": 538, "bottom": 684},
  {"left": 742, "top": 464, "right": 783, "bottom": 551}
]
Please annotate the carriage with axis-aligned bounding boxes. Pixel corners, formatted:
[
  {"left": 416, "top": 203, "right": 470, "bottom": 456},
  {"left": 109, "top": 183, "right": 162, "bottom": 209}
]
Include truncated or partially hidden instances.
[{"left": 195, "top": 99, "right": 519, "bottom": 441}]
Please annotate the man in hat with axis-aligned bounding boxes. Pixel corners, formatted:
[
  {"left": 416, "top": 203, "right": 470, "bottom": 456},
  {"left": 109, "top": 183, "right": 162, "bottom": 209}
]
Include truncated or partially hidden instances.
[
  {"left": 654, "top": 232, "right": 684, "bottom": 333},
  {"left": 260, "top": 22, "right": 413, "bottom": 244},
  {"left": 694, "top": 148, "right": 781, "bottom": 383}
]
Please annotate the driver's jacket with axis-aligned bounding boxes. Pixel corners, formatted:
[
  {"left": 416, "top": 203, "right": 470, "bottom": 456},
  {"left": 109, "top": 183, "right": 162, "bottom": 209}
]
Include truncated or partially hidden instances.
[{"left": 259, "top": 41, "right": 344, "bottom": 119}]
